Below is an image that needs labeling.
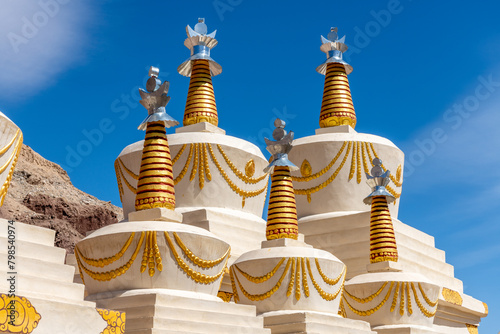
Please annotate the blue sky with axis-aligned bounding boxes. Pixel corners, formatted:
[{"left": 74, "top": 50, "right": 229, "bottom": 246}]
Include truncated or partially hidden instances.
[{"left": 1, "top": 0, "right": 499, "bottom": 331}]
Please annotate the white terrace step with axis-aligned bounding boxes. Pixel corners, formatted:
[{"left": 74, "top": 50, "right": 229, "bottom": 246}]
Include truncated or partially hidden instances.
[
  {"left": 264, "top": 311, "right": 375, "bottom": 334},
  {"left": 0, "top": 219, "right": 55, "bottom": 247},
  {"left": 0, "top": 271, "right": 85, "bottom": 303},
  {"left": 126, "top": 317, "right": 270, "bottom": 334},
  {"left": 0, "top": 236, "right": 66, "bottom": 264},
  {"left": 326, "top": 242, "right": 454, "bottom": 277},
  {"left": 95, "top": 292, "right": 259, "bottom": 318},
  {"left": 121, "top": 304, "right": 263, "bottom": 328},
  {"left": 298, "top": 212, "right": 436, "bottom": 248},
  {"left": 0, "top": 253, "right": 75, "bottom": 283},
  {"left": 342, "top": 257, "right": 463, "bottom": 292}
]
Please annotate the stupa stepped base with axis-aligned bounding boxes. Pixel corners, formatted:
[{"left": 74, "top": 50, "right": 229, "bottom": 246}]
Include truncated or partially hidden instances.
[
  {"left": 432, "top": 293, "right": 486, "bottom": 333},
  {"left": 90, "top": 289, "right": 271, "bottom": 334},
  {"left": 263, "top": 311, "right": 376, "bottom": 334},
  {"left": 373, "top": 324, "right": 440, "bottom": 334},
  {"left": 299, "top": 211, "right": 462, "bottom": 290},
  {"left": 180, "top": 207, "right": 267, "bottom": 263},
  {"left": 0, "top": 219, "right": 124, "bottom": 334}
]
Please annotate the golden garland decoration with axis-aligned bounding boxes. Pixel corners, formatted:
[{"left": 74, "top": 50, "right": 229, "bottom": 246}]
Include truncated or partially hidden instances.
[
  {"left": 315, "top": 258, "right": 345, "bottom": 286},
  {"left": 203, "top": 143, "right": 212, "bottom": 181},
  {"left": 171, "top": 144, "right": 187, "bottom": 165},
  {"left": 342, "top": 281, "right": 395, "bottom": 316},
  {"left": 418, "top": 282, "right": 438, "bottom": 307},
  {"left": 114, "top": 160, "right": 124, "bottom": 201},
  {"left": 287, "top": 258, "right": 296, "bottom": 298},
  {"left": 140, "top": 231, "right": 163, "bottom": 277},
  {"left": 399, "top": 281, "right": 405, "bottom": 316},
  {"left": 174, "top": 143, "right": 194, "bottom": 184},
  {"left": 411, "top": 282, "right": 438, "bottom": 317},
  {"left": 190, "top": 142, "right": 199, "bottom": 181},
  {"left": 369, "top": 143, "right": 402, "bottom": 187},
  {"left": 115, "top": 161, "right": 137, "bottom": 194},
  {"left": 230, "top": 266, "right": 240, "bottom": 303},
  {"left": 217, "top": 144, "right": 267, "bottom": 184},
  {"left": 0, "top": 129, "right": 20, "bottom": 155},
  {"left": 293, "top": 141, "right": 403, "bottom": 200},
  {"left": 344, "top": 281, "right": 389, "bottom": 304},
  {"left": 343, "top": 281, "right": 437, "bottom": 318},
  {"left": 207, "top": 144, "right": 268, "bottom": 200},
  {"left": 406, "top": 282, "right": 413, "bottom": 315},
  {"left": 75, "top": 231, "right": 145, "bottom": 282},
  {"left": 118, "top": 158, "right": 138, "bottom": 180},
  {"left": 390, "top": 281, "right": 400, "bottom": 312},
  {"left": 291, "top": 141, "right": 348, "bottom": 182},
  {"left": 349, "top": 140, "right": 356, "bottom": 181},
  {"left": 77, "top": 233, "right": 135, "bottom": 268},
  {"left": 0, "top": 132, "right": 23, "bottom": 206},
  {"left": 306, "top": 258, "right": 344, "bottom": 301},
  {"left": 173, "top": 232, "right": 230, "bottom": 269},
  {"left": 339, "top": 298, "right": 347, "bottom": 318},
  {"left": 232, "top": 258, "right": 292, "bottom": 301},
  {"left": 164, "top": 232, "right": 228, "bottom": 285},
  {"left": 301, "top": 258, "right": 309, "bottom": 297},
  {"left": 294, "top": 142, "right": 352, "bottom": 195},
  {"left": 233, "top": 258, "right": 286, "bottom": 283},
  {"left": 295, "top": 257, "right": 301, "bottom": 301}
]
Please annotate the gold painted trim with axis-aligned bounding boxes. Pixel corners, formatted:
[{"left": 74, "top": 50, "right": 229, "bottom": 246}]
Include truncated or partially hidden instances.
[
  {"left": 0, "top": 294, "right": 41, "bottom": 333},
  {"left": 97, "top": 308, "right": 126, "bottom": 334}
]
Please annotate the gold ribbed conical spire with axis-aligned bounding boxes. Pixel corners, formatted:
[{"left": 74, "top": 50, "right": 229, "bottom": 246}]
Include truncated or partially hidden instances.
[
  {"left": 369, "top": 195, "right": 398, "bottom": 263},
  {"left": 135, "top": 121, "right": 176, "bottom": 211},
  {"left": 266, "top": 166, "right": 299, "bottom": 240},
  {"left": 183, "top": 59, "right": 218, "bottom": 126},
  {"left": 319, "top": 63, "right": 356, "bottom": 128}
]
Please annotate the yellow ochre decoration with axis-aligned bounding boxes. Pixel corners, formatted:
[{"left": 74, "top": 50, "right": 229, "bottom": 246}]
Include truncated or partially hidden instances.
[
  {"left": 135, "top": 121, "right": 176, "bottom": 211},
  {"left": 0, "top": 130, "right": 23, "bottom": 206},
  {"left": 164, "top": 232, "right": 229, "bottom": 285},
  {"left": 343, "top": 281, "right": 438, "bottom": 317},
  {"left": 78, "top": 232, "right": 136, "bottom": 268},
  {"left": 369, "top": 196, "right": 398, "bottom": 263},
  {"left": 442, "top": 287, "right": 463, "bottom": 306},
  {"left": 292, "top": 141, "right": 402, "bottom": 202},
  {"left": 466, "top": 324, "right": 479, "bottom": 334},
  {"left": 231, "top": 257, "right": 345, "bottom": 302},
  {"left": 266, "top": 166, "right": 299, "bottom": 240},
  {"left": 140, "top": 231, "right": 163, "bottom": 277},
  {"left": 97, "top": 308, "right": 126, "bottom": 334},
  {"left": 183, "top": 59, "right": 218, "bottom": 126},
  {"left": 217, "top": 291, "right": 233, "bottom": 303},
  {"left": 319, "top": 63, "right": 356, "bottom": 129},
  {"left": 0, "top": 294, "right": 41, "bottom": 334}
]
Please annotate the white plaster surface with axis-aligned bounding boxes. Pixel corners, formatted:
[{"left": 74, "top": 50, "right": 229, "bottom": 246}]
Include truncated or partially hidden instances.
[
  {"left": 232, "top": 246, "right": 346, "bottom": 315},
  {"left": 289, "top": 132, "right": 404, "bottom": 219},
  {"left": 263, "top": 310, "right": 376, "bottom": 334},
  {"left": 344, "top": 272, "right": 440, "bottom": 328},
  {"left": 77, "top": 221, "right": 230, "bottom": 296},
  {"left": 90, "top": 289, "right": 271, "bottom": 333},
  {"left": 117, "top": 132, "right": 269, "bottom": 218}
]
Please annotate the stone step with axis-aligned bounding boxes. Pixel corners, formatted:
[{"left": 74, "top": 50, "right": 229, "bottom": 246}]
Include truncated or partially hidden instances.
[
  {"left": 263, "top": 311, "right": 375, "bottom": 334},
  {"left": 0, "top": 219, "right": 55, "bottom": 247},
  {"left": 0, "top": 271, "right": 85, "bottom": 303},
  {"left": 122, "top": 304, "right": 263, "bottom": 328},
  {"left": 96, "top": 292, "right": 258, "bottom": 317},
  {"left": 341, "top": 257, "right": 463, "bottom": 292},
  {"left": 0, "top": 236, "right": 66, "bottom": 264},
  {"left": 126, "top": 316, "right": 270, "bottom": 333},
  {"left": 327, "top": 242, "right": 454, "bottom": 277},
  {"left": 0, "top": 253, "right": 75, "bottom": 283}
]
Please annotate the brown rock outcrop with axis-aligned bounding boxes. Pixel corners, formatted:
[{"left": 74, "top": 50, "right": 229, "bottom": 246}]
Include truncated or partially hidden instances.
[{"left": 0, "top": 144, "right": 123, "bottom": 253}]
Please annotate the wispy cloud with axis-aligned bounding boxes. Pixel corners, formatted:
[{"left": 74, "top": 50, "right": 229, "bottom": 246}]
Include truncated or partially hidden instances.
[{"left": 0, "top": 0, "right": 92, "bottom": 101}]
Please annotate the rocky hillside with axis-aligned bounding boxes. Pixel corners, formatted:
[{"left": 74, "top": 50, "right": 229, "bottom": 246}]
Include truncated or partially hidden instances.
[{"left": 0, "top": 144, "right": 123, "bottom": 253}]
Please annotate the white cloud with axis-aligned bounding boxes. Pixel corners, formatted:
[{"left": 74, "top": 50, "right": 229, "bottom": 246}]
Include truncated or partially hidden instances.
[{"left": 0, "top": 0, "right": 91, "bottom": 101}]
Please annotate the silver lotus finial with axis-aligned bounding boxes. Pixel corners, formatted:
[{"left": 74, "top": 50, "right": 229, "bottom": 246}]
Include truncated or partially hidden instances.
[
  {"left": 363, "top": 158, "right": 395, "bottom": 204},
  {"left": 263, "top": 119, "right": 298, "bottom": 173},
  {"left": 137, "top": 66, "right": 179, "bottom": 131},
  {"left": 178, "top": 18, "right": 222, "bottom": 77},
  {"left": 317, "top": 26, "right": 352, "bottom": 75}
]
